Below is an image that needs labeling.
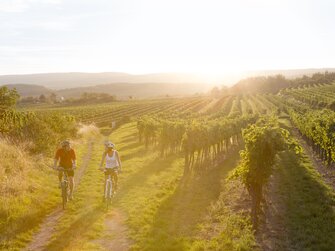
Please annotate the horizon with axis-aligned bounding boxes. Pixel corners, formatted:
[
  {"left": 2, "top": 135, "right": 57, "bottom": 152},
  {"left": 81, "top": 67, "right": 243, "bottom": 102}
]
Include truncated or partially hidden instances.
[
  {"left": 1, "top": 0, "right": 335, "bottom": 76},
  {"left": 1, "top": 67, "right": 334, "bottom": 90},
  {"left": 1, "top": 66, "right": 335, "bottom": 76}
]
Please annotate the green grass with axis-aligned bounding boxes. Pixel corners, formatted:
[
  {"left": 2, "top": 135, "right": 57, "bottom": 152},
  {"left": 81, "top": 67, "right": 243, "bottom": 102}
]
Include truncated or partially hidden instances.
[
  {"left": 6, "top": 96, "right": 335, "bottom": 251},
  {"left": 10, "top": 116, "right": 335, "bottom": 251},
  {"left": 0, "top": 141, "right": 59, "bottom": 250},
  {"left": 97, "top": 122, "right": 187, "bottom": 250},
  {"left": 43, "top": 135, "right": 106, "bottom": 251},
  {"left": 107, "top": 123, "right": 256, "bottom": 250},
  {"left": 189, "top": 153, "right": 257, "bottom": 251},
  {"left": 0, "top": 132, "right": 98, "bottom": 251},
  {"left": 190, "top": 200, "right": 257, "bottom": 251},
  {"left": 265, "top": 118, "right": 335, "bottom": 250},
  {"left": 272, "top": 149, "right": 335, "bottom": 250},
  {"left": 38, "top": 122, "right": 257, "bottom": 251}
]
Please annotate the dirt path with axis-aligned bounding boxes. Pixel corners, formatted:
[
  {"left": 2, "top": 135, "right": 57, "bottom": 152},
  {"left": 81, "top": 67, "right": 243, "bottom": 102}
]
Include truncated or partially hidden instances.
[
  {"left": 94, "top": 209, "right": 132, "bottom": 251},
  {"left": 257, "top": 174, "right": 291, "bottom": 251},
  {"left": 24, "top": 140, "right": 93, "bottom": 251}
]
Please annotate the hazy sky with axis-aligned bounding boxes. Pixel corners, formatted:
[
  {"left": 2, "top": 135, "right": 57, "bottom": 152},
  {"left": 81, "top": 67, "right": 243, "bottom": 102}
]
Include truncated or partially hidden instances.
[{"left": 0, "top": 0, "right": 335, "bottom": 75}]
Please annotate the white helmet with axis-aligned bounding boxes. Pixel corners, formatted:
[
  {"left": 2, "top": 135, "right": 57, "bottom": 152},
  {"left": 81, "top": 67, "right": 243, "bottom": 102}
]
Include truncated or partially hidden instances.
[
  {"left": 61, "top": 140, "right": 70, "bottom": 147},
  {"left": 106, "top": 142, "right": 115, "bottom": 148}
]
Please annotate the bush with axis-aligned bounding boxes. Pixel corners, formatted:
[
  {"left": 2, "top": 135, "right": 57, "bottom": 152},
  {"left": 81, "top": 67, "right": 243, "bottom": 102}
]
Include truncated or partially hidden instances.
[{"left": 20, "top": 114, "right": 77, "bottom": 154}]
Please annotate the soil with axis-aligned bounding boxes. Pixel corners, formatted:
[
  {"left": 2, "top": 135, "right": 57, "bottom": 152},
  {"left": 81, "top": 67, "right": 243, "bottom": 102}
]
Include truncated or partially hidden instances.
[
  {"left": 94, "top": 209, "right": 132, "bottom": 251},
  {"left": 24, "top": 141, "right": 93, "bottom": 251}
]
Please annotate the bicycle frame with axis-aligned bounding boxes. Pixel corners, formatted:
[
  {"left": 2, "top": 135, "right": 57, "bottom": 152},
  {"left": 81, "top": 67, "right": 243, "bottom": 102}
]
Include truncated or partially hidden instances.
[
  {"left": 103, "top": 169, "right": 117, "bottom": 210},
  {"left": 105, "top": 174, "right": 113, "bottom": 199},
  {"left": 57, "top": 167, "right": 73, "bottom": 209}
]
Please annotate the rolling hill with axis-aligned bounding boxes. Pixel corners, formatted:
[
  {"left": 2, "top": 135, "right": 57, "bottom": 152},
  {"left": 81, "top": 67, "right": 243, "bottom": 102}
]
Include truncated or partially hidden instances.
[
  {"left": 1, "top": 84, "right": 53, "bottom": 97},
  {"left": 0, "top": 72, "right": 209, "bottom": 90},
  {"left": 1, "top": 82, "right": 211, "bottom": 99}
]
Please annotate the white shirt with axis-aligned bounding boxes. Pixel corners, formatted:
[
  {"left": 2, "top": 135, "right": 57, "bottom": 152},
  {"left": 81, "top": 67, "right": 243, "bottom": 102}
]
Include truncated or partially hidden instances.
[{"left": 105, "top": 151, "right": 119, "bottom": 169}]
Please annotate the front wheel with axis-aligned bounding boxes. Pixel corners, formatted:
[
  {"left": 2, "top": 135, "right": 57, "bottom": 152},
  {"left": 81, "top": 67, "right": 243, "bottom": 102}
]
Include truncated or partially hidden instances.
[
  {"left": 106, "top": 181, "right": 112, "bottom": 210},
  {"left": 62, "top": 182, "right": 68, "bottom": 209}
]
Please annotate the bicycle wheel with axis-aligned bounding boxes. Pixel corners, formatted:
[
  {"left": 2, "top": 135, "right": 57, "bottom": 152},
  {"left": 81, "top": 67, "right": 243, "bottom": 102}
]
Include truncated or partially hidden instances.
[
  {"left": 110, "top": 179, "right": 114, "bottom": 198},
  {"left": 106, "top": 181, "right": 111, "bottom": 210},
  {"left": 62, "top": 183, "right": 67, "bottom": 209},
  {"left": 105, "top": 179, "right": 109, "bottom": 199}
]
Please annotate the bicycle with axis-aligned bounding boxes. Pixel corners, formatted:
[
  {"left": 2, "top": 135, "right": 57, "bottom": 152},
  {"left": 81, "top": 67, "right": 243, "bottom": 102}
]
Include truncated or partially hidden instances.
[
  {"left": 101, "top": 168, "right": 118, "bottom": 210},
  {"left": 56, "top": 167, "right": 74, "bottom": 209}
]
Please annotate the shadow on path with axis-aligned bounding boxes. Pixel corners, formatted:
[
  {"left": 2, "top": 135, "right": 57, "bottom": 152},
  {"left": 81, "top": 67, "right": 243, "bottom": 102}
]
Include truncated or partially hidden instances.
[
  {"left": 115, "top": 154, "right": 179, "bottom": 203},
  {"left": 260, "top": 150, "right": 335, "bottom": 250},
  {"left": 45, "top": 206, "right": 104, "bottom": 251}
]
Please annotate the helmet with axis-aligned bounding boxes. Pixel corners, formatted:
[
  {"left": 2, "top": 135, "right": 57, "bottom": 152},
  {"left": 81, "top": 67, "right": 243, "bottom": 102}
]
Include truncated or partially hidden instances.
[
  {"left": 61, "top": 140, "right": 70, "bottom": 147},
  {"left": 106, "top": 142, "right": 115, "bottom": 148}
]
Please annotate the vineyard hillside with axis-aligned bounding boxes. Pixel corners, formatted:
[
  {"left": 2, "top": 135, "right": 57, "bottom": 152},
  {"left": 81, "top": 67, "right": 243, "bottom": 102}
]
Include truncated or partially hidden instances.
[{"left": 2, "top": 77, "right": 335, "bottom": 250}]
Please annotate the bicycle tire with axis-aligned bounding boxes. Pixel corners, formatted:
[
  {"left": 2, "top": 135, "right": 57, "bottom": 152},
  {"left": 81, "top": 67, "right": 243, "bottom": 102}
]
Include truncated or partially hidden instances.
[
  {"left": 62, "top": 183, "right": 67, "bottom": 209},
  {"left": 110, "top": 179, "right": 113, "bottom": 199},
  {"left": 106, "top": 181, "right": 111, "bottom": 210},
  {"left": 105, "top": 180, "right": 109, "bottom": 201}
]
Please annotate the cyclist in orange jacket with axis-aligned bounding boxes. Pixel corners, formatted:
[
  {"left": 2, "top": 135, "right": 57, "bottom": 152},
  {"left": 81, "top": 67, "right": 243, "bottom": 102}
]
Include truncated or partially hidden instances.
[{"left": 54, "top": 140, "right": 76, "bottom": 200}]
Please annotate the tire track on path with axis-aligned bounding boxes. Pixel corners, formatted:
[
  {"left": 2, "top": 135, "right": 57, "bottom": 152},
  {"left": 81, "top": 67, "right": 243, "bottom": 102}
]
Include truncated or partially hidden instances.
[
  {"left": 24, "top": 139, "right": 94, "bottom": 251},
  {"left": 92, "top": 124, "right": 137, "bottom": 251},
  {"left": 94, "top": 209, "right": 132, "bottom": 251}
]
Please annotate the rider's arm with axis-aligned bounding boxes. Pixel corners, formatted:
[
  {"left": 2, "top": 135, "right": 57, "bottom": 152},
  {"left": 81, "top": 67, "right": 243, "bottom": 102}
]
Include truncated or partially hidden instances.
[
  {"left": 116, "top": 151, "right": 122, "bottom": 170},
  {"left": 99, "top": 152, "right": 107, "bottom": 169},
  {"left": 54, "top": 149, "right": 60, "bottom": 169},
  {"left": 53, "top": 158, "right": 58, "bottom": 169},
  {"left": 71, "top": 149, "right": 77, "bottom": 168},
  {"left": 72, "top": 160, "right": 77, "bottom": 168}
]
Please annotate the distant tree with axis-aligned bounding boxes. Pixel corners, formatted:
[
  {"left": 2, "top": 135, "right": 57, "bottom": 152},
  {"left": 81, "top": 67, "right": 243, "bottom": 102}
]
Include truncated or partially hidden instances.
[
  {"left": 71, "top": 92, "right": 116, "bottom": 104},
  {"left": 49, "top": 92, "right": 57, "bottom": 103},
  {"left": 81, "top": 92, "right": 89, "bottom": 100},
  {"left": 39, "top": 94, "right": 47, "bottom": 103},
  {"left": 20, "top": 96, "right": 37, "bottom": 104},
  {"left": 232, "top": 75, "right": 291, "bottom": 94},
  {"left": 0, "top": 86, "right": 20, "bottom": 110}
]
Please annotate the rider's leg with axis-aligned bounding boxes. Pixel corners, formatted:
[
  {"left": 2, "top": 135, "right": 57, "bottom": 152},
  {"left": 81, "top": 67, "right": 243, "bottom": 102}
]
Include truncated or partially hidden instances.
[
  {"left": 69, "top": 177, "right": 75, "bottom": 197},
  {"left": 58, "top": 171, "right": 62, "bottom": 182},
  {"left": 113, "top": 172, "right": 118, "bottom": 191},
  {"left": 58, "top": 171, "right": 62, "bottom": 188},
  {"left": 104, "top": 174, "right": 108, "bottom": 196},
  {"left": 67, "top": 169, "right": 75, "bottom": 199}
]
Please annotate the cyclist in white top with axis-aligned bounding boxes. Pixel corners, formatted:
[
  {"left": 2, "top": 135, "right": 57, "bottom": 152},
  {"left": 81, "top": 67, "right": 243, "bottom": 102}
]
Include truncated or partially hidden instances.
[{"left": 99, "top": 142, "right": 122, "bottom": 196}]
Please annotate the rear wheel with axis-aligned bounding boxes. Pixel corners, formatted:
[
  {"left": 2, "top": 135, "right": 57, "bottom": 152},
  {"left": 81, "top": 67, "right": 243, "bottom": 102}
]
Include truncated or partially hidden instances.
[{"left": 62, "top": 182, "right": 68, "bottom": 209}]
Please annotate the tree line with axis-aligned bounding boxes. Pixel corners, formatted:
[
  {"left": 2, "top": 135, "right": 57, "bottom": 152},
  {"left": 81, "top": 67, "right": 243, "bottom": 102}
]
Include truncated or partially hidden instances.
[{"left": 211, "top": 71, "right": 335, "bottom": 95}]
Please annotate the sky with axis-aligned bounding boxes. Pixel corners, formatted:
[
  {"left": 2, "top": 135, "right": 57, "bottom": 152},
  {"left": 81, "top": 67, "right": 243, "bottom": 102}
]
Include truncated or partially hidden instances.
[{"left": 0, "top": 0, "right": 335, "bottom": 76}]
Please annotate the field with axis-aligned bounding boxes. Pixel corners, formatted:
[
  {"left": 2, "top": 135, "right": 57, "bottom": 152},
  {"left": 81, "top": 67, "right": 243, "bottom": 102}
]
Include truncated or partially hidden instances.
[{"left": 2, "top": 81, "right": 335, "bottom": 250}]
